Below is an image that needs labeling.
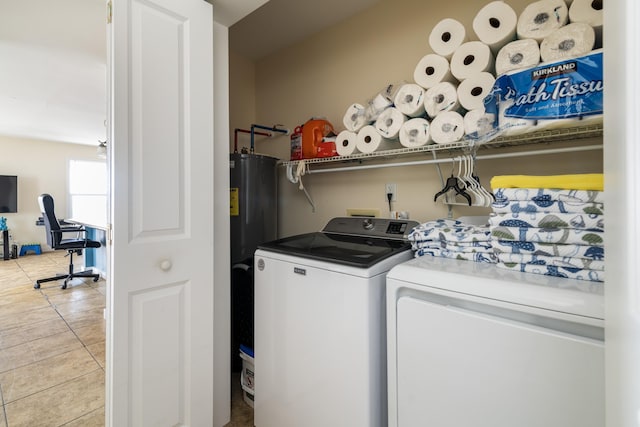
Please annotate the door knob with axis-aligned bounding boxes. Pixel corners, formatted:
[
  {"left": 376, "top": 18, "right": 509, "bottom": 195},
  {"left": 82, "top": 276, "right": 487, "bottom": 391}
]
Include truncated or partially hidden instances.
[{"left": 160, "top": 259, "right": 172, "bottom": 271}]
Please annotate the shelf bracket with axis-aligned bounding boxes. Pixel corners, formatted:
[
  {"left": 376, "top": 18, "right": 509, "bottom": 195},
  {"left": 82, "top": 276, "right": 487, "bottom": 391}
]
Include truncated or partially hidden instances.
[{"left": 286, "top": 161, "right": 316, "bottom": 212}]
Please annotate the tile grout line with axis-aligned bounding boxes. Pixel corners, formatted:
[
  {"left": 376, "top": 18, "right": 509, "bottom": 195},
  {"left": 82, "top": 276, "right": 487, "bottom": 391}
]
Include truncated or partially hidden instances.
[
  {"left": 2, "top": 367, "right": 104, "bottom": 408},
  {"left": 0, "top": 377, "right": 8, "bottom": 427},
  {"left": 0, "top": 255, "right": 105, "bottom": 426},
  {"left": 43, "top": 283, "right": 107, "bottom": 372}
]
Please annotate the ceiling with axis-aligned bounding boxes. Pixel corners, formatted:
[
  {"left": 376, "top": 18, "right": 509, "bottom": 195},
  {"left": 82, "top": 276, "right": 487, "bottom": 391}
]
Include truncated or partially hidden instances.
[
  {"left": 230, "top": 0, "right": 379, "bottom": 61},
  {"left": 0, "top": 0, "right": 107, "bottom": 146},
  {"left": 0, "top": 0, "right": 378, "bottom": 146}
]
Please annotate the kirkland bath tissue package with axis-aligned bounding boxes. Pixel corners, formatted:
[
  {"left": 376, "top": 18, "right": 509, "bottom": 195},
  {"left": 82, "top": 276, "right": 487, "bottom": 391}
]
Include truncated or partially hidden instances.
[{"left": 485, "top": 50, "right": 602, "bottom": 134}]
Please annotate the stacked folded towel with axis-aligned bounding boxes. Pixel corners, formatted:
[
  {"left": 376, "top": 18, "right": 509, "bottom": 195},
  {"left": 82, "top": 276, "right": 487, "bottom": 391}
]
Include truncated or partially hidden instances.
[
  {"left": 489, "top": 174, "right": 604, "bottom": 282},
  {"left": 407, "top": 219, "right": 496, "bottom": 263}
]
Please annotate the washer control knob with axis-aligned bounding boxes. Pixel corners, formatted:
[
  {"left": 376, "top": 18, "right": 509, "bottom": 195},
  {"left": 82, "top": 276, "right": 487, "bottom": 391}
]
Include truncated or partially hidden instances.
[{"left": 362, "top": 218, "right": 374, "bottom": 230}]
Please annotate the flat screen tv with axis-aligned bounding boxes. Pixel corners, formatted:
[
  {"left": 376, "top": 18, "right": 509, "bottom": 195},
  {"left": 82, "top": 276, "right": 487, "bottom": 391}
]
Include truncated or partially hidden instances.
[{"left": 0, "top": 175, "right": 17, "bottom": 213}]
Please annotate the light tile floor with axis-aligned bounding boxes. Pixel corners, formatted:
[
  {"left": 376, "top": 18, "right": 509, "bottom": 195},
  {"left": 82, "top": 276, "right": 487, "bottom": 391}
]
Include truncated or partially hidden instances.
[
  {"left": 0, "top": 251, "right": 105, "bottom": 427},
  {"left": 0, "top": 251, "right": 253, "bottom": 427}
]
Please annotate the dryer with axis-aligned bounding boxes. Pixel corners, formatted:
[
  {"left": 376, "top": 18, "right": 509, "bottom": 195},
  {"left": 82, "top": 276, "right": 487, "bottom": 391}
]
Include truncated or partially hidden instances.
[
  {"left": 386, "top": 256, "right": 604, "bottom": 427},
  {"left": 254, "top": 217, "right": 418, "bottom": 427}
]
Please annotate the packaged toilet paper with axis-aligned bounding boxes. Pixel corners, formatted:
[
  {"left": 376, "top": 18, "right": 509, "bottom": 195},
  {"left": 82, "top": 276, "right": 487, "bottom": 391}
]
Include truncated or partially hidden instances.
[
  {"left": 540, "top": 22, "right": 595, "bottom": 62},
  {"left": 569, "top": 0, "right": 603, "bottom": 48},
  {"left": 489, "top": 50, "right": 603, "bottom": 135},
  {"left": 430, "top": 111, "right": 465, "bottom": 144},
  {"left": 495, "top": 39, "right": 541, "bottom": 75},
  {"left": 342, "top": 103, "right": 369, "bottom": 133},
  {"left": 464, "top": 109, "right": 498, "bottom": 140},
  {"left": 517, "top": 0, "right": 569, "bottom": 42},
  {"left": 374, "top": 107, "right": 407, "bottom": 140},
  {"left": 394, "top": 83, "right": 427, "bottom": 117},
  {"left": 424, "top": 82, "right": 461, "bottom": 118},
  {"left": 399, "top": 118, "right": 432, "bottom": 148}
]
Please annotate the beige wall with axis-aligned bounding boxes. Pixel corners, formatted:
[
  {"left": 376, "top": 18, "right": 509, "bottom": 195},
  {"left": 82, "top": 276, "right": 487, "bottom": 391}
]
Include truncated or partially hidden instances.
[
  {"left": 229, "top": 50, "right": 258, "bottom": 153},
  {"left": 230, "top": 0, "right": 603, "bottom": 237},
  {"left": 0, "top": 135, "right": 100, "bottom": 251}
]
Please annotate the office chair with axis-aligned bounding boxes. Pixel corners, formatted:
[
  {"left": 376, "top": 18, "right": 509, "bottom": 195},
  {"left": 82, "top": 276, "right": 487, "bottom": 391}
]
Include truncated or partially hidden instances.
[{"left": 34, "top": 193, "right": 101, "bottom": 290}]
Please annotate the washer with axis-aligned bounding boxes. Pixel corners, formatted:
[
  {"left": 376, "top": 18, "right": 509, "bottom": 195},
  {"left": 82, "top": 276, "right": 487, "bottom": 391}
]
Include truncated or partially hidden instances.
[
  {"left": 386, "top": 256, "right": 605, "bottom": 427},
  {"left": 254, "top": 216, "right": 418, "bottom": 427}
]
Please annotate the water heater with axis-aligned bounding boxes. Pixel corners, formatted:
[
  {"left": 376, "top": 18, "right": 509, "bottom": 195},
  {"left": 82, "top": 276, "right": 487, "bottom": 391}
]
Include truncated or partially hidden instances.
[{"left": 229, "top": 153, "right": 278, "bottom": 265}]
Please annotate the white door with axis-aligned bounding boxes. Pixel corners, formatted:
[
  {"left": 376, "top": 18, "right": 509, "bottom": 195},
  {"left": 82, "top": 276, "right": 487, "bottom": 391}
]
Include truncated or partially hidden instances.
[
  {"left": 604, "top": 2, "right": 640, "bottom": 426},
  {"left": 106, "top": 0, "right": 214, "bottom": 425}
]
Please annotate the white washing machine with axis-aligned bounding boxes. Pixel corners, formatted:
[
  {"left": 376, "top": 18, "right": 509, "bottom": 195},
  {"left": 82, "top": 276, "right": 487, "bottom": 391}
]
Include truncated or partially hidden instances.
[
  {"left": 386, "top": 256, "right": 605, "bottom": 427},
  {"left": 254, "top": 217, "right": 418, "bottom": 427}
]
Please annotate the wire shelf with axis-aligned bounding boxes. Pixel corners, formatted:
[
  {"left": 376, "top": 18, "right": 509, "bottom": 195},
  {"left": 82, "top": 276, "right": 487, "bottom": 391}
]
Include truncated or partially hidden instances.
[{"left": 280, "top": 123, "right": 603, "bottom": 169}]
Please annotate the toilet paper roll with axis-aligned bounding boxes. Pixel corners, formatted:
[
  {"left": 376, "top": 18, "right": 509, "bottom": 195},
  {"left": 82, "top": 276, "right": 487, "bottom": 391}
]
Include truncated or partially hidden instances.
[
  {"left": 335, "top": 130, "right": 360, "bottom": 156},
  {"left": 569, "top": 0, "right": 602, "bottom": 47},
  {"left": 464, "top": 109, "right": 497, "bottom": 138},
  {"left": 430, "top": 111, "right": 465, "bottom": 144},
  {"left": 394, "top": 83, "right": 426, "bottom": 117},
  {"left": 472, "top": 1, "right": 518, "bottom": 55},
  {"left": 450, "top": 41, "right": 495, "bottom": 81},
  {"left": 399, "top": 118, "right": 432, "bottom": 148},
  {"left": 429, "top": 18, "right": 468, "bottom": 59},
  {"left": 356, "top": 125, "right": 396, "bottom": 154},
  {"left": 540, "top": 22, "right": 595, "bottom": 62},
  {"left": 413, "top": 54, "right": 455, "bottom": 90},
  {"left": 424, "top": 82, "right": 461, "bottom": 118},
  {"left": 375, "top": 107, "right": 407, "bottom": 140},
  {"left": 495, "top": 39, "right": 541, "bottom": 75},
  {"left": 365, "top": 93, "right": 393, "bottom": 122},
  {"left": 517, "top": 0, "right": 569, "bottom": 42},
  {"left": 498, "top": 98, "right": 535, "bottom": 135},
  {"left": 342, "top": 103, "right": 369, "bottom": 133},
  {"left": 457, "top": 72, "right": 496, "bottom": 112}
]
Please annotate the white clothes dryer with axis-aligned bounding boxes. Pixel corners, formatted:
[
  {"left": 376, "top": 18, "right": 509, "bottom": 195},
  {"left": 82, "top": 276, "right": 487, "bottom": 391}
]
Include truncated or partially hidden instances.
[
  {"left": 254, "top": 217, "right": 418, "bottom": 427},
  {"left": 386, "top": 256, "right": 605, "bottom": 427}
]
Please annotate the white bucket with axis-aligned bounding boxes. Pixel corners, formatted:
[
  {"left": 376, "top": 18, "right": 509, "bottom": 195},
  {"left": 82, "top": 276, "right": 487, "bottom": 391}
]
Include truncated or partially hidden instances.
[{"left": 239, "top": 348, "right": 255, "bottom": 408}]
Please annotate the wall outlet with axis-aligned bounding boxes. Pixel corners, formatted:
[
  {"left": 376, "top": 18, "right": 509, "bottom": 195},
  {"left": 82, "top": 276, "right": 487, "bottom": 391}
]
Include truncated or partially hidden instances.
[{"left": 385, "top": 183, "right": 397, "bottom": 202}]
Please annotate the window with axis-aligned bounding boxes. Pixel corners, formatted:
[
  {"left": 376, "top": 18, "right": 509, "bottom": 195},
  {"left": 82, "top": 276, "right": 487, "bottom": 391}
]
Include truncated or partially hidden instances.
[{"left": 68, "top": 160, "right": 107, "bottom": 224}]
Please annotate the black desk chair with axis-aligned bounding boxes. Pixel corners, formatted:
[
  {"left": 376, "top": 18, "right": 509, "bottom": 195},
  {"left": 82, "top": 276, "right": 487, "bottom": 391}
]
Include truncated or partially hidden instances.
[{"left": 35, "top": 193, "right": 101, "bottom": 290}]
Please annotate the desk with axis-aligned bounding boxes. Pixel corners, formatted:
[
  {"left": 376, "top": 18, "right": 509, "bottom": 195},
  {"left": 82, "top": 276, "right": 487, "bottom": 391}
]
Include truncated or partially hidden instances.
[
  {"left": 1, "top": 229, "right": 8, "bottom": 260},
  {"left": 67, "top": 219, "right": 108, "bottom": 277}
]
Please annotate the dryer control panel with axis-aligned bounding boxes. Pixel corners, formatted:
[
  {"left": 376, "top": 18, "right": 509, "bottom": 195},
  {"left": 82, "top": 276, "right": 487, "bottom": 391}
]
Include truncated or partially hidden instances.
[{"left": 323, "top": 217, "right": 419, "bottom": 240}]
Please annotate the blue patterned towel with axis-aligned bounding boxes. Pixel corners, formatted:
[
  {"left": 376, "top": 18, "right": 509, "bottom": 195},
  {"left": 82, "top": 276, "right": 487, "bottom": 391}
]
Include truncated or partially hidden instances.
[
  {"left": 494, "top": 188, "right": 604, "bottom": 204},
  {"left": 492, "top": 199, "right": 604, "bottom": 215},
  {"left": 408, "top": 219, "right": 491, "bottom": 244},
  {"left": 491, "top": 226, "right": 604, "bottom": 246},
  {"left": 412, "top": 240, "right": 493, "bottom": 253},
  {"left": 415, "top": 247, "right": 497, "bottom": 263},
  {"left": 496, "top": 253, "right": 605, "bottom": 271},
  {"left": 496, "top": 262, "right": 604, "bottom": 282},
  {"left": 489, "top": 212, "right": 604, "bottom": 231},
  {"left": 492, "top": 240, "right": 604, "bottom": 260}
]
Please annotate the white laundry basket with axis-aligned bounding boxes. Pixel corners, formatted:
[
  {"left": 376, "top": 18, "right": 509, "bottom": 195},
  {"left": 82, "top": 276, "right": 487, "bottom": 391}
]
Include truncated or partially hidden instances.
[{"left": 239, "top": 346, "right": 254, "bottom": 408}]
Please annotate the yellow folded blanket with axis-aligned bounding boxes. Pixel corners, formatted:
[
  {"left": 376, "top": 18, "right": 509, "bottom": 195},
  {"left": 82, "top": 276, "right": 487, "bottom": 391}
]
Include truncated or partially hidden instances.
[{"left": 490, "top": 174, "right": 604, "bottom": 191}]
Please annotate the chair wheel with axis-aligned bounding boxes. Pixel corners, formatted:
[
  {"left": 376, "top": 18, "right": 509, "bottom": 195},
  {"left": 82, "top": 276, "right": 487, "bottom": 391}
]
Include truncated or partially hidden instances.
[
  {"left": 61, "top": 280, "right": 68, "bottom": 290},
  {"left": 93, "top": 276, "right": 100, "bottom": 282},
  {"left": 34, "top": 282, "right": 41, "bottom": 289}
]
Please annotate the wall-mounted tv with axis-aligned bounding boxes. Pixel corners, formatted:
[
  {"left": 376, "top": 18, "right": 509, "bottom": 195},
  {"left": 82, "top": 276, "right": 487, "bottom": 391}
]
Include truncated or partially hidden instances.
[{"left": 0, "top": 175, "right": 17, "bottom": 213}]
